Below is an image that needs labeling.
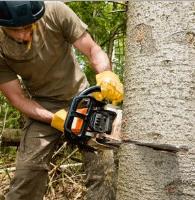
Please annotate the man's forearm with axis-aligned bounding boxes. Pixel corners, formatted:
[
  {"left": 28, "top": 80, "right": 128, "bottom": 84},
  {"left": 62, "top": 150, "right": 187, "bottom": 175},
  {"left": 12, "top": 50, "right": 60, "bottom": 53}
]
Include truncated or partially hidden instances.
[
  {"left": 11, "top": 96, "right": 53, "bottom": 124},
  {"left": 73, "top": 32, "right": 111, "bottom": 73},
  {"left": 89, "top": 45, "right": 111, "bottom": 73},
  {"left": 0, "top": 79, "right": 54, "bottom": 124}
]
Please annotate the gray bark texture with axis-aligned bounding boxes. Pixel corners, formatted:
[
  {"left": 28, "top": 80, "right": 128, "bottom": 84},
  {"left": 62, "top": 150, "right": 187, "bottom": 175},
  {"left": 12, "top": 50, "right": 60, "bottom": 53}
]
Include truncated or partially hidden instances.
[{"left": 116, "top": 1, "right": 195, "bottom": 200}]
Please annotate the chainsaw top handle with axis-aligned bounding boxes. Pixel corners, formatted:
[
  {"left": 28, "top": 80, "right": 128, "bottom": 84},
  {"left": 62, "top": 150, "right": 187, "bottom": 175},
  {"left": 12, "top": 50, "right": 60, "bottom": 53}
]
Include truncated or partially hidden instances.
[{"left": 79, "top": 85, "right": 101, "bottom": 96}]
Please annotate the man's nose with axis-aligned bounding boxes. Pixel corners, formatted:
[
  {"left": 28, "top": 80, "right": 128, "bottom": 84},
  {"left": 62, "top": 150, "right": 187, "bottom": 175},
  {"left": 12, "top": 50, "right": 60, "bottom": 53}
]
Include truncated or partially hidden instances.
[{"left": 17, "top": 30, "right": 32, "bottom": 42}]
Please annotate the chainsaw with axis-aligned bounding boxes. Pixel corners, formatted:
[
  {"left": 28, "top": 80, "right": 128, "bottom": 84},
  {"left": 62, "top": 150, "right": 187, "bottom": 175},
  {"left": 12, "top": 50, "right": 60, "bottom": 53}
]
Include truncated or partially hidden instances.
[
  {"left": 63, "top": 86, "right": 182, "bottom": 152},
  {"left": 63, "top": 86, "right": 122, "bottom": 151}
]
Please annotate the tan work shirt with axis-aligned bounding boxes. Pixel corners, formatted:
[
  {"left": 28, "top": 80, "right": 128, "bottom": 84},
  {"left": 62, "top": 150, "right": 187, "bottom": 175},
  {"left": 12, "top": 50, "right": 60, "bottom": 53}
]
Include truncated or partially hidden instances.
[{"left": 0, "top": 1, "right": 89, "bottom": 102}]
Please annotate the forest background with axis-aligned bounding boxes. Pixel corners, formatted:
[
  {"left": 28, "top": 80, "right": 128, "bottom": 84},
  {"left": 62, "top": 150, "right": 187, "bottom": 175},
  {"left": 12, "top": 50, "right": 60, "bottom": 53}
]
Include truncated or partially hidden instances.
[{"left": 0, "top": 1, "right": 127, "bottom": 199}]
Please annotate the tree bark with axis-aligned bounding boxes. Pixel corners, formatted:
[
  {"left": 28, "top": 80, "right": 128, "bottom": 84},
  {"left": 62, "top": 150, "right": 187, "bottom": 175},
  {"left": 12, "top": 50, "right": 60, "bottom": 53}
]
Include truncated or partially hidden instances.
[{"left": 117, "top": 1, "right": 195, "bottom": 200}]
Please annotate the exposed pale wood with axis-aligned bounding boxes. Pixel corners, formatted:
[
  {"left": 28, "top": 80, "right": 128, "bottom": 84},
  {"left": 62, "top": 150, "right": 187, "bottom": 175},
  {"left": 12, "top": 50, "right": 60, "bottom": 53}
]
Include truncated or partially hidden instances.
[
  {"left": 0, "top": 167, "right": 16, "bottom": 174},
  {"left": 0, "top": 164, "right": 83, "bottom": 174}
]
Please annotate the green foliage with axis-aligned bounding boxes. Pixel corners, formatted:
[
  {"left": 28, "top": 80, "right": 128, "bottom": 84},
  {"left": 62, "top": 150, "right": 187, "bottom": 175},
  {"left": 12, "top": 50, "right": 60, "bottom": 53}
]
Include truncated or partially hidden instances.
[
  {"left": 0, "top": 3, "right": 126, "bottom": 196},
  {"left": 0, "top": 93, "right": 21, "bottom": 130},
  {"left": 68, "top": 2, "right": 126, "bottom": 44},
  {"left": 0, "top": 146, "right": 17, "bottom": 165}
]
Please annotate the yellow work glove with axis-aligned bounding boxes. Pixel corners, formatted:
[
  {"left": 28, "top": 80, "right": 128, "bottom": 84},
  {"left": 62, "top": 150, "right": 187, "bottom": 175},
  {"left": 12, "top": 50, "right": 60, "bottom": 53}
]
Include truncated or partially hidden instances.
[
  {"left": 50, "top": 108, "right": 88, "bottom": 133},
  {"left": 51, "top": 109, "right": 67, "bottom": 132},
  {"left": 93, "top": 71, "right": 124, "bottom": 105}
]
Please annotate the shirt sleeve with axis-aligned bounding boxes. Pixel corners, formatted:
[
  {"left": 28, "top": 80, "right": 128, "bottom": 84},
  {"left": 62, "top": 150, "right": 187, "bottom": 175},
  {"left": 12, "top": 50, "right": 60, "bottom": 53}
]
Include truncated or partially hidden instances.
[
  {"left": 53, "top": 2, "right": 88, "bottom": 44},
  {"left": 0, "top": 53, "right": 17, "bottom": 84}
]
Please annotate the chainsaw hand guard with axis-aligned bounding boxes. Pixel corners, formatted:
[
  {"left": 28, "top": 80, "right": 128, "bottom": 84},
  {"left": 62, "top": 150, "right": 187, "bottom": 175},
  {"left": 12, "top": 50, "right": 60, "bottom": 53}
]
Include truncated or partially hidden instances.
[{"left": 64, "top": 86, "right": 117, "bottom": 149}]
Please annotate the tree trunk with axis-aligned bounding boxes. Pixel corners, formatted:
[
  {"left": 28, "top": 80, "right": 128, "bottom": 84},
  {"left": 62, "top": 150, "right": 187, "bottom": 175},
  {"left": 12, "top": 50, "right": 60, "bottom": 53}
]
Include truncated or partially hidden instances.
[
  {"left": 117, "top": 1, "right": 195, "bottom": 200},
  {"left": 1, "top": 129, "right": 21, "bottom": 146}
]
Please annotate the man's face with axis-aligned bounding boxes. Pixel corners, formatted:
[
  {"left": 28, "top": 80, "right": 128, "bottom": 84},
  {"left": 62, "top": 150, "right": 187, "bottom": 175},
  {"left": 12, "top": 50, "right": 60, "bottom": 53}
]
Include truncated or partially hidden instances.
[{"left": 2, "top": 24, "right": 34, "bottom": 44}]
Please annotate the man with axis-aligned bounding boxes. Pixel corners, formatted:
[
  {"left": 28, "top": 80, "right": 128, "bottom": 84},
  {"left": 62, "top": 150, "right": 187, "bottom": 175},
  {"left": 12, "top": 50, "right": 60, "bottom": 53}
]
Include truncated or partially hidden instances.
[{"left": 0, "top": 1, "right": 123, "bottom": 200}]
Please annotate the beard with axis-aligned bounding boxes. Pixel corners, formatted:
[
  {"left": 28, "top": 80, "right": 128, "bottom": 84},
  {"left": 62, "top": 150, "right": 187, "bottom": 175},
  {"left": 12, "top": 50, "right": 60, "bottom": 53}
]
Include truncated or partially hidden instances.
[{"left": 0, "top": 23, "right": 45, "bottom": 61}]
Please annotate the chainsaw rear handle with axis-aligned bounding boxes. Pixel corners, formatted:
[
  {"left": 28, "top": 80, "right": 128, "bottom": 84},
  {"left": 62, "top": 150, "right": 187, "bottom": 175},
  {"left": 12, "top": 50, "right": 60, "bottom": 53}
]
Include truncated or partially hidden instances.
[{"left": 64, "top": 86, "right": 105, "bottom": 143}]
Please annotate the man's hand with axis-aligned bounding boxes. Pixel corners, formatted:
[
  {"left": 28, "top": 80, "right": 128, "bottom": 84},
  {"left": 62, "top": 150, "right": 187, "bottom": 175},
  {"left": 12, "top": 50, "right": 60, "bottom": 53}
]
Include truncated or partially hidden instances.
[
  {"left": 93, "top": 71, "right": 123, "bottom": 105},
  {"left": 51, "top": 109, "right": 68, "bottom": 132},
  {"left": 51, "top": 108, "right": 87, "bottom": 133}
]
